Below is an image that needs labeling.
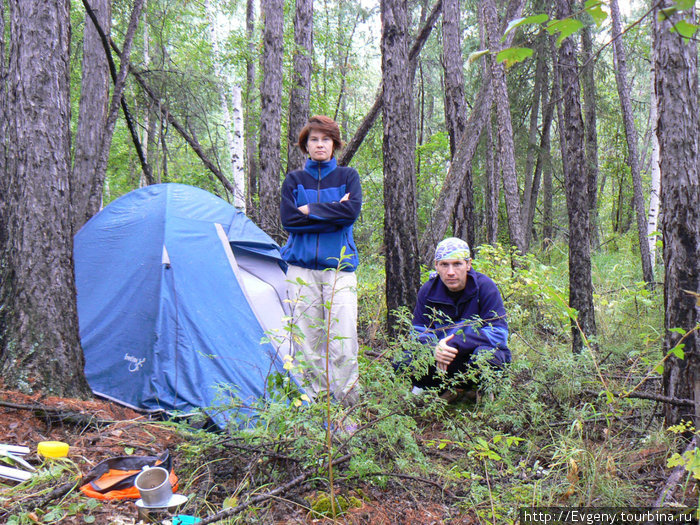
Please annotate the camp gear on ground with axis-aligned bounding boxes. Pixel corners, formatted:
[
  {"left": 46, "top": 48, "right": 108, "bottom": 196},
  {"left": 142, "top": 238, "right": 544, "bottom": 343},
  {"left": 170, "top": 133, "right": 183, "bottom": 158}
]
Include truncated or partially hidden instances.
[
  {"left": 80, "top": 450, "right": 178, "bottom": 501},
  {"left": 37, "top": 441, "right": 69, "bottom": 458}
]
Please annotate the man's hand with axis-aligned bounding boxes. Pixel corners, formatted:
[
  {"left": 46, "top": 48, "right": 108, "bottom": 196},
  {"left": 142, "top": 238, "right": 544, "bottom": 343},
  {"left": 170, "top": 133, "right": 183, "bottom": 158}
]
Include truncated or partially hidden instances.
[
  {"left": 435, "top": 334, "right": 458, "bottom": 372},
  {"left": 340, "top": 192, "right": 350, "bottom": 202},
  {"left": 298, "top": 204, "right": 310, "bottom": 215}
]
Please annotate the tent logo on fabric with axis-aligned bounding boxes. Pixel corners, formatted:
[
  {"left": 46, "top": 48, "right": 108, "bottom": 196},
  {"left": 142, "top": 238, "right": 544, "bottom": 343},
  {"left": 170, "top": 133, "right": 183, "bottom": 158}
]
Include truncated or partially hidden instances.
[{"left": 124, "top": 353, "right": 146, "bottom": 372}]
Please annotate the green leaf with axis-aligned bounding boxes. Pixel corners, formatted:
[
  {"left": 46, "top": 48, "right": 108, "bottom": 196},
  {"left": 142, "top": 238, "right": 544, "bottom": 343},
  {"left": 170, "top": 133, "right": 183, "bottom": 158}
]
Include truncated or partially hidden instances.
[
  {"left": 546, "top": 18, "right": 584, "bottom": 46},
  {"left": 670, "top": 327, "right": 687, "bottom": 335},
  {"left": 84, "top": 516, "right": 96, "bottom": 524},
  {"left": 670, "top": 344, "right": 686, "bottom": 359},
  {"left": 584, "top": 0, "right": 608, "bottom": 26},
  {"left": 670, "top": 19, "right": 700, "bottom": 39},
  {"left": 501, "top": 14, "right": 549, "bottom": 41},
  {"left": 658, "top": 6, "right": 677, "bottom": 21},
  {"left": 676, "top": 0, "right": 695, "bottom": 10},
  {"left": 124, "top": 447, "right": 135, "bottom": 455},
  {"left": 467, "top": 49, "right": 489, "bottom": 66},
  {"left": 654, "top": 363, "right": 664, "bottom": 375},
  {"left": 496, "top": 46, "right": 534, "bottom": 67}
]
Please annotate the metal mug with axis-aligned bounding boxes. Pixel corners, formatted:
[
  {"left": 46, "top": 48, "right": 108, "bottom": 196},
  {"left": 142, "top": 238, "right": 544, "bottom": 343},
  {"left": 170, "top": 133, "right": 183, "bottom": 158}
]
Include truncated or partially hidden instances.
[{"left": 135, "top": 466, "right": 172, "bottom": 507}]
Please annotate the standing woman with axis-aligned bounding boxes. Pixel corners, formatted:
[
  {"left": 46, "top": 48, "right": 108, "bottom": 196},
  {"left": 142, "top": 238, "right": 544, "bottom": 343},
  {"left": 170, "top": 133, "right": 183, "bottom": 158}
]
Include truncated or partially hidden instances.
[{"left": 280, "top": 115, "right": 362, "bottom": 406}]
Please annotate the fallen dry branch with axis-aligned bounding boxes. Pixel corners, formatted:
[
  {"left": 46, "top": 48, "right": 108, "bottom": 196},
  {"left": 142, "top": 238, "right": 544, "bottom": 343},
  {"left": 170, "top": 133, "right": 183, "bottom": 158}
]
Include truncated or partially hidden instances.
[
  {"left": 583, "top": 389, "right": 694, "bottom": 407},
  {"left": 197, "top": 453, "right": 352, "bottom": 524},
  {"left": 345, "top": 471, "right": 457, "bottom": 499},
  {"left": 0, "top": 399, "right": 114, "bottom": 429},
  {"left": 653, "top": 436, "right": 697, "bottom": 507}
]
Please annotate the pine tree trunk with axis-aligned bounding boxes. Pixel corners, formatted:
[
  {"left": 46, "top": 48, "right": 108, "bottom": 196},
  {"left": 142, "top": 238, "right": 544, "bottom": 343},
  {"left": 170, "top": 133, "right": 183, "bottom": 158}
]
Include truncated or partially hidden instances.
[
  {"left": 556, "top": 0, "right": 597, "bottom": 355},
  {"left": 655, "top": 0, "right": 700, "bottom": 427},
  {"left": 258, "top": 0, "right": 284, "bottom": 239},
  {"left": 580, "top": 25, "right": 600, "bottom": 251},
  {"left": 610, "top": 0, "right": 654, "bottom": 287},
  {"left": 381, "top": 0, "right": 420, "bottom": 332},
  {"left": 287, "top": 0, "right": 313, "bottom": 172},
  {"left": 0, "top": 0, "right": 91, "bottom": 397},
  {"left": 482, "top": 0, "right": 526, "bottom": 254},
  {"left": 442, "top": 0, "right": 467, "bottom": 157},
  {"left": 72, "top": 0, "right": 111, "bottom": 233},
  {"left": 245, "top": 0, "right": 259, "bottom": 220}
]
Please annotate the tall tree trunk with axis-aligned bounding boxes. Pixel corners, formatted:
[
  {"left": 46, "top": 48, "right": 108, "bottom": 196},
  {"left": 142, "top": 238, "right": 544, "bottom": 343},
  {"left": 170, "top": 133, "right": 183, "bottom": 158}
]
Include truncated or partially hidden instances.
[
  {"left": 0, "top": 0, "right": 91, "bottom": 397},
  {"left": 205, "top": 0, "right": 241, "bottom": 206},
  {"left": 610, "top": 0, "right": 654, "bottom": 287},
  {"left": 442, "top": 0, "right": 466, "bottom": 157},
  {"left": 231, "top": 85, "right": 246, "bottom": 210},
  {"left": 655, "top": 1, "right": 700, "bottom": 427},
  {"left": 0, "top": 2, "right": 7, "bottom": 252},
  {"left": 245, "top": 0, "right": 260, "bottom": 220},
  {"left": 485, "top": 114, "right": 499, "bottom": 245},
  {"left": 339, "top": 0, "right": 442, "bottom": 167},
  {"left": 648, "top": 66, "right": 661, "bottom": 264},
  {"left": 521, "top": 36, "right": 545, "bottom": 243},
  {"left": 580, "top": 24, "right": 600, "bottom": 251},
  {"left": 258, "top": 0, "right": 284, "bottom": 239},
  {"left": 381, "top": 0, "right": 420, "bottom": 332},
  {"left": 72, "top": 0, "right": 111, "bottom": 233},
  {"left": 482, "top": 0, "right": 526, "bottom": 255},
  {"left": 287, "top": 0, "right": 313, "bottom": 172},
  {"left": 419, "top": 78, "right": 493, "bottom": 263},
  {"left": 556, "top": 0, "right": 597, "bottom": 355}
]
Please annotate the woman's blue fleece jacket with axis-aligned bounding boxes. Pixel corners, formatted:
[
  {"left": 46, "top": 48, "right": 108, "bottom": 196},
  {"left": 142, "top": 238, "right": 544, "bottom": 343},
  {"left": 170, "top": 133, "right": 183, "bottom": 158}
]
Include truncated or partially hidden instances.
[
  {"left": 412, "top": 268, "right": 511, "bottom": 363},
  {"left": 280, "top": 157, "right": 362, "bottom": 271}
]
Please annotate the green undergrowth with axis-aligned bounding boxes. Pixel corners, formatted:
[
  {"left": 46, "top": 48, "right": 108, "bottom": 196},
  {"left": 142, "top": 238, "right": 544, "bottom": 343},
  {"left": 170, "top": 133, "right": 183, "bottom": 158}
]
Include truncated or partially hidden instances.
[{"left": 160, "top": 241, "right": 682, "bottom": 523}]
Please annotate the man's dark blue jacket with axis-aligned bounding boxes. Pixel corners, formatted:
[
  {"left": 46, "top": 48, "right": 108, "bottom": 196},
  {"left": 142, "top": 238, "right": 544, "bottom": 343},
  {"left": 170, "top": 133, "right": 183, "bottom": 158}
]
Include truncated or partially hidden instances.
[
  {"left": 280, "top": 157, "right": 361, "bottom": 271},
  {"left": 412, "top": 268, "right": 511, "bottom": 364}
]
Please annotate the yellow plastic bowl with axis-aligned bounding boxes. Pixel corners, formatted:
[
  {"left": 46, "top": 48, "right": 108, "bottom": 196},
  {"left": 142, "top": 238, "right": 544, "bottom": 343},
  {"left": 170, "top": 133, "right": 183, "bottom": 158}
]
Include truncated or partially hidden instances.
[{"left": 37, "top": 441, "right": 69, "bottom": 458}]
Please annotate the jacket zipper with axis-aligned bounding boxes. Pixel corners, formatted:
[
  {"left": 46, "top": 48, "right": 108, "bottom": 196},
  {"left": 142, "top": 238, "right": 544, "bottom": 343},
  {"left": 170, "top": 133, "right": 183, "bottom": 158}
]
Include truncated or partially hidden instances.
[{"left": 315, "top": 164, "right": 321, "bottom": 270}]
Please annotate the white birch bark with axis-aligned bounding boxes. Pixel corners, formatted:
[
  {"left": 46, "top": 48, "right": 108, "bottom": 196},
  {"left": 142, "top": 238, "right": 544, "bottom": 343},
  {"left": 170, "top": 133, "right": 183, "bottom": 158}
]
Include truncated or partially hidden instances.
[
  {"left": 648, "top": 69, "right": 661, "bottom": 264},
  {"left": 230, "top": 85, "right": 246, "bottom": 210},
  {"left": 205, "top": 0, "right": 245, "bottom": 209}
]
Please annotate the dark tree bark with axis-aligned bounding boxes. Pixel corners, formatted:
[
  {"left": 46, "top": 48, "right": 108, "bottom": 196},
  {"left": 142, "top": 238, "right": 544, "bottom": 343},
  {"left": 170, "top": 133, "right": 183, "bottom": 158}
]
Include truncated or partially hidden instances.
[
  {"left": 287, "top": 0, "right": 313, "bottom": 172},
  {"left": 521, "top": 33, "right": 546, "bottom": 250},
  {"left": 525, "top": 63, "right": 554, "bottom": 250},
  {"left": 419, "top": 79, "right": 493, "bottom": 263},
  {"left": 245, "top": 0, "right": 260, "bottom": 220},
  {"left": 0, "top": 0, "right": 91, "bottom": 397},
  {"left": 0, "top": 2, "right": 7, "bottom": 251},
  {"left": 654, "top": 1, "right": 700, "bottom": 427},
  {"left": 580, "top": 24, "right": 600, "bottom": 250},
  {"left": 482, "top": 0, "right": 526, "bottom": 254},
  {"left": 381, "top": 0, "right": 420, "bottom": 332},
  {"left": 442, "top": 0, "right": 467, "bottom": 157},
  {"left": 258, "top": 0, "right": 284, "bottom": 239},
  {"left": 339, "top": 0, "right": 442, "bottom": 167},
  {"left": 485, "top": 114, "right": 499, "bottom": 245},
  {"left": 610, "top": 0, "right": 654, "bottom": 287},
  {"left": 72, "top": 0, "right": 111, "bottom": 233},
  {"left": 556, "top": 0, "right": 597, "bottom": 354}
]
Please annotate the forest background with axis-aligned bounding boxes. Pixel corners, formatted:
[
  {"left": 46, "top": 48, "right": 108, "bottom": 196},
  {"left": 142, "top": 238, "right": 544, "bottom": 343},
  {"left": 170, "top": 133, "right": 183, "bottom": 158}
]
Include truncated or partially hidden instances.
[{"left": 1, "top": 0, "right": 700, "bottom": 522}]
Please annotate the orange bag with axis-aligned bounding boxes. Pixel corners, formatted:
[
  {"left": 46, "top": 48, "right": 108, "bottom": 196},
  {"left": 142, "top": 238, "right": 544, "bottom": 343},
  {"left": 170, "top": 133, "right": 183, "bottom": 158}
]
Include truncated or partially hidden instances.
[{"left": 80, "top": 450, "right": 178, "bottom": 500}]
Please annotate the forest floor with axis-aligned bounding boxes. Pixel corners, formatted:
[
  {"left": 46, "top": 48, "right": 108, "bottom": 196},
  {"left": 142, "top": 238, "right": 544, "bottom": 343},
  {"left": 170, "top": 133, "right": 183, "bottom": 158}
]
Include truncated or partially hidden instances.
[
  {"left": 0, "top": 386, "right": 485, "bottom": 524},
  {"left": 0, "top": 381, "right": 697, "bottom": 525}
]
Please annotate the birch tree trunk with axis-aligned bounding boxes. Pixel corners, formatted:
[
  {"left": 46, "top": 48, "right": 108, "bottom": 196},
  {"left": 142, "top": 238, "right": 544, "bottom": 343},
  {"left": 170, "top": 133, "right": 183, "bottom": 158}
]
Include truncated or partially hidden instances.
[
  {"left": 647, "top": 68, "right": 661, "bottom": 264},
  {"left": 482, "top": 0, "right": 526, "bottom": 254},
  {"left": 654, "top": 0, "right": 700, "bottom": 427},
  {"left": 556, "top": 0, "right": 597, "bottom": 355},
  {"left": 610, "top": 0, "right": 654, "bottom": 287},
  {"left": 287, "top": 0, "right": 313, "bottom": 172},
  {"left": 0, "top": 0, "right": 91, "bottom": 397},
  {"left": 205, "top": 0, "right": 243, "bottom": 208},
  {"left": 72, "top": 0, "right": 111, "bottom": 232},
  {"left": 258, "top": 0, "right": 284, "bottom": 239},
  {"left": 231, "top": 85, "right": 246, "bottom": 210},
  {"left": 381, "top": 0, "right": 420, "bottom": 332}
]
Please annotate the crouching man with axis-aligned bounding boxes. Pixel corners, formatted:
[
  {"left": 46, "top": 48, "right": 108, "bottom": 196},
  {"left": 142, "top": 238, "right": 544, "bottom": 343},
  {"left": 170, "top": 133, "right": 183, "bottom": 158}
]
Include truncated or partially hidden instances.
[{"left": 411, "top": 238, "right": 511, "bottom": 399}]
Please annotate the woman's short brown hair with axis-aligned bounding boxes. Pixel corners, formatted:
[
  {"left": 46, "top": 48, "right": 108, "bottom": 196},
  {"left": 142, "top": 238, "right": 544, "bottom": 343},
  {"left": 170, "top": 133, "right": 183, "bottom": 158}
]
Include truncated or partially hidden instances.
[{"left": 297, "top": 115, "right": 345, "bottom": 155}]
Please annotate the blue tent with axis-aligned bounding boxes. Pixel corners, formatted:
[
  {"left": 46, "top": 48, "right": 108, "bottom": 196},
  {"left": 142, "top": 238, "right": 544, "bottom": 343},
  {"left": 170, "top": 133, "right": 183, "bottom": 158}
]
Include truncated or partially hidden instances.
[{"left": 74, "top": 184, "right": 292, "bottom": 427}]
